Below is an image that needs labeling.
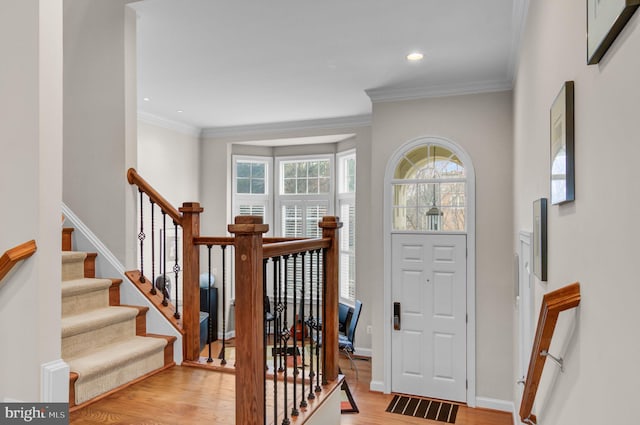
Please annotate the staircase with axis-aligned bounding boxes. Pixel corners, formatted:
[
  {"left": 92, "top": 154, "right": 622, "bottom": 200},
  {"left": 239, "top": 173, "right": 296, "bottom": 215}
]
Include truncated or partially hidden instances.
[{"left": 62, "top": 228, "right": 176, "bottom": 410}]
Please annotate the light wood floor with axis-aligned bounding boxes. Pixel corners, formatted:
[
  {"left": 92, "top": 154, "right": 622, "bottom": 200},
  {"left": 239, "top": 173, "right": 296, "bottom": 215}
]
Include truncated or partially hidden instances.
[{"left": 70, "top": 340, "right": 513, "bottom": 425}]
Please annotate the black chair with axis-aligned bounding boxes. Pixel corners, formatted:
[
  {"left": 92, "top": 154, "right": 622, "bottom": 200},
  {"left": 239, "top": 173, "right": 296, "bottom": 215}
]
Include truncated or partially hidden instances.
[
  {"left": 310, "top": 300, "right": 363, "bottom": 379},
  {"left": 338, "top": 302, "right": 352, "bottom": 335},
  {"left": 265, "top": 296, "right": 275, "bottom": 337},
  {"left": 339, "top": 300, "right": 363, "bottom": 380}
]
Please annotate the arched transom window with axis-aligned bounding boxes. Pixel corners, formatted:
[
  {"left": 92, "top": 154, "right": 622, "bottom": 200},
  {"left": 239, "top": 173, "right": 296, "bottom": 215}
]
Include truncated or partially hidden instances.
[{"left": 391, "top": 143, "right": 466, "bottom": 232}]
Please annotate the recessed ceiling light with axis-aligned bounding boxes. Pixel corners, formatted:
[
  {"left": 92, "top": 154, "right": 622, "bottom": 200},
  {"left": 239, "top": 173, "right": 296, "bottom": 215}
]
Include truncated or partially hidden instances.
[
  {"left": 177, "top": 110, "right": 183, "bottom": 113},
  {"left": 406, "top": 52, "right": 424, "bottom": 62},
  {"left": 143, "top": 97, "right": 150, "bottom": 102}
]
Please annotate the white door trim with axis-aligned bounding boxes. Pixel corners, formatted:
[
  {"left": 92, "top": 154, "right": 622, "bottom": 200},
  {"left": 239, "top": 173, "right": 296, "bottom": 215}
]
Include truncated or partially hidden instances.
[
  {"left": 516, "top": 231, "right": 533, "bottom": 414},
  {"left": 381, "top": 136, "right": 477, "bottom": 406}
]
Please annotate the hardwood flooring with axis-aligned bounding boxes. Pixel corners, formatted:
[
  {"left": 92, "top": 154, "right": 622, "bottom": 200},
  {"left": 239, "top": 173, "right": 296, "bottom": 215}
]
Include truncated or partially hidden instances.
[{"left": 70, "top": 340, "right": 513, "bottom": 425}]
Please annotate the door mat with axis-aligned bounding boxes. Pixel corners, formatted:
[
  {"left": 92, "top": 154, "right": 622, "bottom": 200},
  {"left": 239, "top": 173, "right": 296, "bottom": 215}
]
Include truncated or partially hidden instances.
[{"left": 385, "top": 395, "right": 459, "bottom": 423}]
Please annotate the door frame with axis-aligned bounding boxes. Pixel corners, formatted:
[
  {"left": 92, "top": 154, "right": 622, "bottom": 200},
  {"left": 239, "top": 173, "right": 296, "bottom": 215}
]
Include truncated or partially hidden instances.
[
  {"left": 516, "top": 231, "right": 534, "bottom": 409},
  {"left": 382, "top": 136, "right": 477, "bottom": 406}
]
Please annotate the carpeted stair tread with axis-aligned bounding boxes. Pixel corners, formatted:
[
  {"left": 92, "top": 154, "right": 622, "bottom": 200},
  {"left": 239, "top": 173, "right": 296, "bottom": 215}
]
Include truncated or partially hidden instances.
[
  {"left": 61, "top": 251, "right": 86, "bottom": 263},
  {"left": 66, "top": 336, "right": 167, "bottom": 379},
  {"left": 62, "top": 278, "right": 112, "bottom": 298},
  {"left": 61, "top": 278, "right": 112, "bottom": 316},
  {"left": 61, "top": 306, "right": 138, "bottom": 338}
]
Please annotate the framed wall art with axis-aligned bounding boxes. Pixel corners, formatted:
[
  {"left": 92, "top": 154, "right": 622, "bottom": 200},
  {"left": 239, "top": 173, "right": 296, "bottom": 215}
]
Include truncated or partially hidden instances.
[
  {"left": 550, "top": 81, "right": 575, "bottom": 205},
  {"left": 587, "top": 0, "right": 640, "bottom": 64},
  {"left": 533, "top": 198, "right": 547, "bottom": 282}
]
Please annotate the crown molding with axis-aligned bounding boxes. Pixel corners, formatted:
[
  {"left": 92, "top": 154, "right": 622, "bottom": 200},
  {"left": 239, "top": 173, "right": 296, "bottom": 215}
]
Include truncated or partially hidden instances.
[
  {"left": 366, "top": 79, "right": 513, "bottom": 103},
  {"left": 201, "top": 114, "right": 372, "bottom": 139},
  {"left": 137, "top": 111, "right": 202, "bottom": 137},
  {"left": 507, "top": 0, "right": 530, "bottom": 82}
]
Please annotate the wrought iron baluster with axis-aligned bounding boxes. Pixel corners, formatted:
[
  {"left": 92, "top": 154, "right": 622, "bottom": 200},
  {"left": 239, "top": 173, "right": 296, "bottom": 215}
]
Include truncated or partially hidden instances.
[
  {"left": 276, "top": 256, "right": 284, "bottom": 373},
  {"left": 219, "top": 244, "right": 227, "bottom": 365},
  {"left": 300, "top": 251, "right": 308, "bottom": 409},
  {"left": 281, "top": 255, "right": 290, "bottom": 425},
  {"left": 207, "top": 245, "right": 213, "bottom": 363},
  {"left": 291, "top": 254, "right": 299, "bottom": 417},
  {"left": 173, "top": 221, "right": 180, "bottom": 319},
  {"left": 138, "top": 190, "right": 146, "bottom": 283},
  {"left": 272, "top": 256, "right": 279, "bottom": 425},
  {"left": 315, "top": 249, "right": 322, "bottom": 393},
  {"left": 307, "top": 249, "right": 316, "bottom": 400},
  {"left": 161, "top": 211, "right": 168, "bottom": 307},
  {"left": 321, "top": 248, "right": 328, "bottom": 386},
  {"left": 262, "top": 258, "right": 268, "bottom": 425},
  {"left": 150, "top": 200, "right": 156, "bottom": 295}
]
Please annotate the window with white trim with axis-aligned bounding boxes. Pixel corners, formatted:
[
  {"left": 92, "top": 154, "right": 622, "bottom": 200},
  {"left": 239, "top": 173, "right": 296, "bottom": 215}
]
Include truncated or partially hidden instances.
[
  {"left": 337, "top": 151, "right": 356, "bottom": 302},
  {"left": 276, "top": 156, "right": 333, "bottom": 300},
  {"left": 276, "top": 156, "right": 334, "bottom": 238},
  {"left": 232, "top": 156, "right": 272, "bottom": 229},
  {"left": 231, "top": 152, "right": 356, "bottom": 301}
]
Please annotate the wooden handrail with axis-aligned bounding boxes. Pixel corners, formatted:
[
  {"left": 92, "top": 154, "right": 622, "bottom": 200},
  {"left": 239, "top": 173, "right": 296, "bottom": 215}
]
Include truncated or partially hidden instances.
[
  {"left": 520, "top": 282, "right": 581, "bottom": 424},
  {"left": 193, "top": 236, "right": 308, "bottom": 247},
  {"left": 193, "top": 236, "right": 235, "bottom": 246},
  {"left": 0, "top": 240, "right": 37, "bottom": 282},
  {"left": 127, "top": 168, "right": 182, "bottom": 224},
  {"left": 262, "top": 237, "right": 331, "bottom": 258}
]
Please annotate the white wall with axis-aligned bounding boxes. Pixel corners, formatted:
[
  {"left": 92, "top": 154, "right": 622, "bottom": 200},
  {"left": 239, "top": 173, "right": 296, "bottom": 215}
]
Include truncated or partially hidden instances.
[
  {"left": 63, "top": 0, "right": 137, "bottom": 268},
  {"left": 513, "top": 0, "right": 640, "bottom": 423},
  {"left": 368, "top": 91, "right": 514, "bottom": 401},
  {"left": 0, "top": 0, "right": 64, "bottom": 401},
  {"left": 137, "top": 120, "right": 201, "bottom": 206}
]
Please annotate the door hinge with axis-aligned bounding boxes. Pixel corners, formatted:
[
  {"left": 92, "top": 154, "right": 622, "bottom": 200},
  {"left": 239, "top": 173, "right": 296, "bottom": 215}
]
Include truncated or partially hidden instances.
[
  {"left": 466, "top": 313, "right": 468, "bottom": 323},
  {"left": 466, "top": 379, "right": 468, "bottom": 389}
]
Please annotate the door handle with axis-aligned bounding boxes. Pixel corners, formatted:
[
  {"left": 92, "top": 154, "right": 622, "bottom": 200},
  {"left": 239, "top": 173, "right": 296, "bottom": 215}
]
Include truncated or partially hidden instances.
[{"left": 393, "top": 302, "right": 401, "bottom": 330}]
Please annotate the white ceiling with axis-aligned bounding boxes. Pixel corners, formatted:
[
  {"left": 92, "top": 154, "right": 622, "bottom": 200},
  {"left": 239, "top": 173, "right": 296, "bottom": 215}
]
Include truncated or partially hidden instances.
[{"left": 133, "top": 0, "right": 527, "bottom": 132}]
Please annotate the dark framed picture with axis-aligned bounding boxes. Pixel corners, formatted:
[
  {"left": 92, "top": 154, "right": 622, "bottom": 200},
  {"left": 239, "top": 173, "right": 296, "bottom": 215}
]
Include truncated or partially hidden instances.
[
  {"left": 533, "top": 198, "right": 547, "bottom": 282},
  {"left": 550, "top": 81, "right": 575, "bottom": 205},
  {"left": 587, "top": 0, "right": 640, "bottom": 64}
]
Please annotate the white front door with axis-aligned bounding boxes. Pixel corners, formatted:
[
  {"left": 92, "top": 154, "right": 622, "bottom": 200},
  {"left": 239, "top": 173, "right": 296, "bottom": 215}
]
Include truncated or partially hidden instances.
[
  {"left": 391, "top": 234, "right": 467, "bottom": 402},
  {"left": 391, "top": 233, "right": 467, "bottom": 402}
]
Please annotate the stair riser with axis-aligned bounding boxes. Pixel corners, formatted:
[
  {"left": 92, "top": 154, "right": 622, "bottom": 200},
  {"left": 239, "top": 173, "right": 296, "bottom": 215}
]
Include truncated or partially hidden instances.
[
  {"left": 62, "top": 289, "right": 109, "bottom": 316},
  {"left": 62, "top": 258, "right": 85, "bottom": 281},
  {"left": 63, "top": 319, "right": 136, "bottom": 359},
  {"left": 62, "top": 228, "right": 74, "bottom": 251},
  {"left": 73, "top": 350, "right": 165, "bottom": 405}
]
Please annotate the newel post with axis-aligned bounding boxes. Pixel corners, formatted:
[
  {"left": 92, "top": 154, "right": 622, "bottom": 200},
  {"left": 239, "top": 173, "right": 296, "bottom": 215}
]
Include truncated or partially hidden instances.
[
  {"left": 228, "top": 216, "right": 269, "bottom": 425},
  {"left": 319, "top": 216, "right": 342, "bottom": 382},
  {"left": 180, "top": 202, "right": 204, "bottom": 362}
]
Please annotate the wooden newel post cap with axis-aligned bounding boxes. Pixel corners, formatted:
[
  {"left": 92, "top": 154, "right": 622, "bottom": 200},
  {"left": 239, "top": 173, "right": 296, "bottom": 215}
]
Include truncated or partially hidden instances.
[
  {"left": 179, "top": 202, "right": 204, "bottom": 213},
  {"left": 318, "top": 216, "right": 343, "bottom": 229},
  {"left": 228, "top": 215, "right": 269, "bottom": 234}
]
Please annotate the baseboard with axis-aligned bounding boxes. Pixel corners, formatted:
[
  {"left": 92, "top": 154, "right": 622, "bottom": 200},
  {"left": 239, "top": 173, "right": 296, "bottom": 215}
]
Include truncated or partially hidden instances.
[
  {"left": 354, "top": 346, "right": 372, "bottom": 358},
  {"left": 476, "top": 396, "right": 515, "bottom": 413},
  {"left": 369, "top": 380, "right": 385, "bottom": 393},
  {"left": 513, "top": 408, "right": 521, "bottom": 425},
  {"left": 221, "top": 330, "right": 235, "bottom": 340},
  {"left": 41, "top": 359, "right": 69, "bottom": 402}
]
